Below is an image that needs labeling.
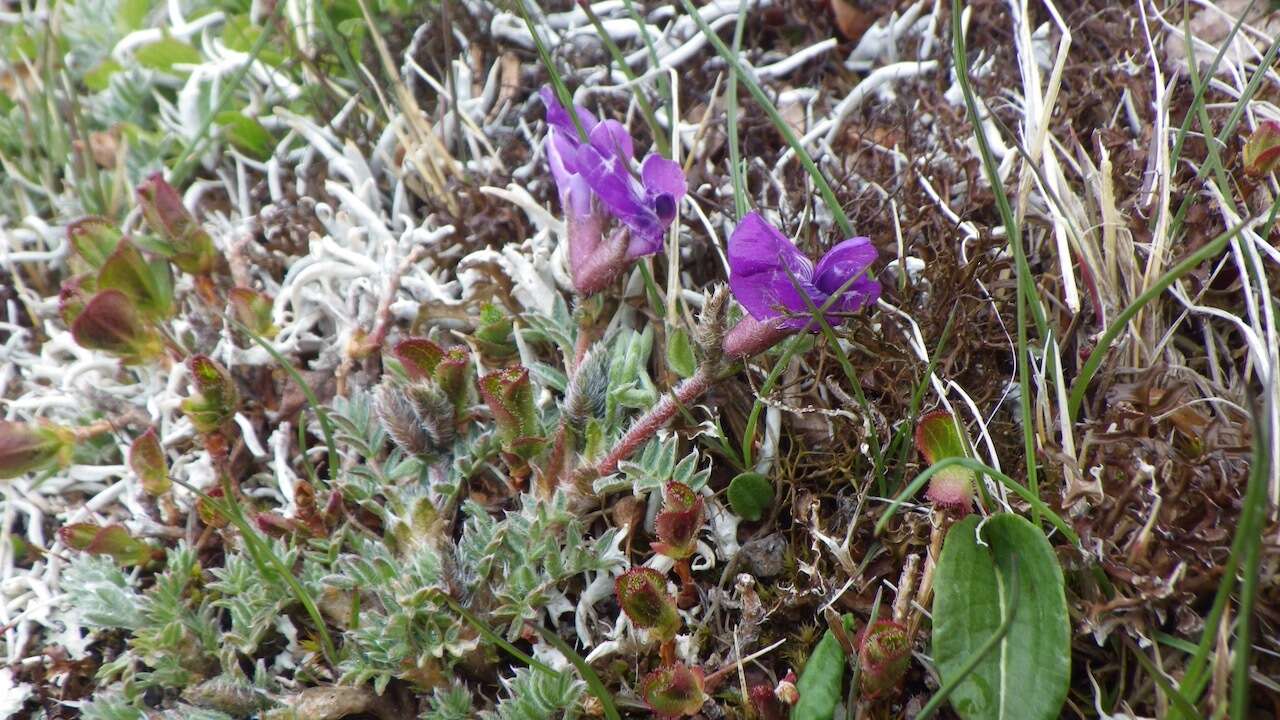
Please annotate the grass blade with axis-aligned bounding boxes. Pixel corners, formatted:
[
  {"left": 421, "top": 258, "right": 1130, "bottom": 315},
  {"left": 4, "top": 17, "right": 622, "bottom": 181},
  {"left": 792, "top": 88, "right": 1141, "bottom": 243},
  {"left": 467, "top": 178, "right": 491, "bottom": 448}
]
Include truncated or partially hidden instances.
[
  {"left": 677, "top": 0, "right": 853, "bottom": 237},
  {"left": 536, "top": 626, "right": 623, "bottom": 720},
  {"left": 873, "top": 456, "right": 1079, "bottom": 546},
  {"left": 232, "top": 319, "right": 340, "bottom": 484}
]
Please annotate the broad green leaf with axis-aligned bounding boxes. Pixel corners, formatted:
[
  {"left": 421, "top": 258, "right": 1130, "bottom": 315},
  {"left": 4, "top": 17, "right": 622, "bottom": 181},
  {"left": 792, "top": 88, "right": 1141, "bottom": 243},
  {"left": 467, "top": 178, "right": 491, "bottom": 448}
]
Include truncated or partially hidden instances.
[
  {"left": 84, "top": 59, "right": 122, "bottom": 92},
  {"left": 135, "top": 38, "right": 201, "bottom": 73},
  {"left": 792, "top": 613, "right": 855, "bottom": 720},
  {"left": 932, "top": 514, "right": 1070, "bottom": 720},
  {"left": 215, "top": 111, "right": 273, "bottom": 159},
  {"left": 118, "top": 0, "right": 151, "bottom": 31},
  {"left": 726, "top": 472, "right": 772, "bottom": 521},
  {"left": 665, "top": 326, "right": 696, "bottom": 378}
]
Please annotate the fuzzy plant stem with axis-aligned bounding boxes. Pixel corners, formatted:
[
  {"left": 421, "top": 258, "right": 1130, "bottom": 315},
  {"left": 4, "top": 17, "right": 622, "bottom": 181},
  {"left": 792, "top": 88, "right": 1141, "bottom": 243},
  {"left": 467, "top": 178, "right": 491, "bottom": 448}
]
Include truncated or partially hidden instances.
[
  {"left": 722, "top": 315, "right": 795, "bottom": 360},
  {"left": 595, "top": 365, "right": 715, "bottom": 477},
  {"left": 593, "top": 316, "right": 796, "bottom": 477}
]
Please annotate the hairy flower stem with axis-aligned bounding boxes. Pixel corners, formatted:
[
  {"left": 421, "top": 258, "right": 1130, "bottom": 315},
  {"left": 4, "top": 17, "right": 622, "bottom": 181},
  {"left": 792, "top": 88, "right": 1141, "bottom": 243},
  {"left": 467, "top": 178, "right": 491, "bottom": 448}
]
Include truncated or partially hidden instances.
[
  {"left": 722, "top": 315, "right": 794, "bottom": 360},
  {"left": 594, "top": 365, "right": 714, "bottom": 477}
]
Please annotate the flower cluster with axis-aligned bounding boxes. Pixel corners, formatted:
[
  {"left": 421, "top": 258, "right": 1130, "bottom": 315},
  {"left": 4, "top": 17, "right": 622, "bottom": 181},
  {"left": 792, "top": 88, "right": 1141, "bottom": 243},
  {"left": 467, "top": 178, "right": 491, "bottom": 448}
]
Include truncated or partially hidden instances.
[
  {"left": 541, "top": 94, "right": 880, "bottom": 359},
  {"left": 541, "top": 87, "right": 686, "bottom": 294}
]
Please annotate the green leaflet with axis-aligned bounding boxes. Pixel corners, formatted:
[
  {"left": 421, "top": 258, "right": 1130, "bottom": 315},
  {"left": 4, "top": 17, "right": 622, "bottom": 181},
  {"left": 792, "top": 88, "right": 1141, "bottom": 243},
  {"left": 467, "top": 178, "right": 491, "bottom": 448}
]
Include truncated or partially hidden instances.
[
  {"left": 932, "top": 514, "right": 1070, "bottom": 720},
  {"left": 792, "top": 614, "right": 854, "bottom": 720}
]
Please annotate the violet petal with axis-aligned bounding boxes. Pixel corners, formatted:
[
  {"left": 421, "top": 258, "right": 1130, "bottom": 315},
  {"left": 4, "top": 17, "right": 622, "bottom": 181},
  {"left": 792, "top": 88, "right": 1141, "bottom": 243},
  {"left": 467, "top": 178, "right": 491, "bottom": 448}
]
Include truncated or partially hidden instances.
[
  {"left": 813, "top": 236, "right": 881, "bottom": 311},
  {"left": 727, "top": 212, "right": 814, "bottom": 284},
  {"left": 540, "top": 86, "right": 597, "bottom": 137},
  {"left": 589, "top": 119, "right": 635, "bottom": 162},
  {"left": 729, "top": 268, "right": 826, "bottom": 329}
]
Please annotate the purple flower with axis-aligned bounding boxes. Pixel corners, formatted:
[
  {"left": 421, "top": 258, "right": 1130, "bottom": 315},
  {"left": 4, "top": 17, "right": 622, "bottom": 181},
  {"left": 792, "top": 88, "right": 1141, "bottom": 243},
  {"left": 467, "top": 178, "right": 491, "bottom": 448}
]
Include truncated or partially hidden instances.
[
  {"left": 722, "top": 212, "right": 880, "bottom": 359},
  {"left": 540, "top": 87, "right": 686, "bottom": 293},
  {"left": 728, "top": 212, "right": 880, "bottom": 330}
]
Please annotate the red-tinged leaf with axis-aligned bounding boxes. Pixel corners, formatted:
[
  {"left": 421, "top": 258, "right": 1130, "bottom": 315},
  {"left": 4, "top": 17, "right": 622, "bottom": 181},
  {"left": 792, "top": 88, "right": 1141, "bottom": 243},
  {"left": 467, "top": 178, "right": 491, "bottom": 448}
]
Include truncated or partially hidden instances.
[
  {"left": 196, "top": 487, "right": 229, "bottom": 528},
  {"left": 392, "top": 337, "right": 446, "bottom": 381},
  {"left": 59, "top": 523, "right": 159, "bottom": 565},
  {"left": 128, "top": 428, "right": 169, "bottom": 495},
  {"left": 478, "top": 366, "right": 540, "bottom": 454},
  {"left": 614, "top": 567, "right": 679, "bottom": 642},
  {"left": 136, "top": 172, "right": 217, "bottom": 274},
  {"left": 58, "top": 274, "right": 94, "bottom": 326},
  {"left": 1244, "top": 119, "right": 1280, "bottom": 176},
  {"left": 96, "top": 238, "right": 174, "bottom": 320},
  {"left": 434, "top": 346, "right": 473, "bottom": 414},
  {"left": 182, "top": 355, "right": 239, "bottom": 434},
  {"left": 0, "top": 421, "right": 74, "bottom": 479},
  {"left": 915, "top": 410, "right": 975, "bottom": 509},
  {"left": 71, "top": 290, "right": 164, "bottom": 362},
  {"left": 228, "top": 287, "right": 277, "bottom": 338},
  {"left": 653, "top": 481, "right": 704, "bottom": 561},
  {"left": 639, "top": 663, "right": 706, "bottom": 718},
  {"left": 858, "top": 619, "right": 911, "bottom": 700},
  {"left": 66, "top": 217, "right": 122, "bottom": 269}
]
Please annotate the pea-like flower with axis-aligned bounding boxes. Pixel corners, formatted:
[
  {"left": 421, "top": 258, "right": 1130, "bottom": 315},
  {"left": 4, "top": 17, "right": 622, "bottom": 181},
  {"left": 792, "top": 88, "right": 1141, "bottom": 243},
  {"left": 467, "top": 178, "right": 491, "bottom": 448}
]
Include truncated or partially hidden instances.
[
  {"left": 540, "top": 87, "right": 685, "bottom": 294},
  {"left": 724, "top": 212, "right": 880, "bottom": 358}
]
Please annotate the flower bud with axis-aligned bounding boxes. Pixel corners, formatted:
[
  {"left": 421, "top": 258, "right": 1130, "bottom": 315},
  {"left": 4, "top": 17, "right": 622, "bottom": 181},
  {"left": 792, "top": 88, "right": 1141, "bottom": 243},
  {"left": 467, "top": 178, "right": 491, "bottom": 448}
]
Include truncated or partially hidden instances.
[
  {"left": 376, "top": 379, "right": 457, "bottom": 458},
  {"left": 136, "top": 173, "right": 217, "bottom": 275},
  {"left": 66, "top": 217, "right": 122, "bottom": 270},
  {"left": 196, "top": 486, "right": 229, "bottom": 528},
  {"left": 915, "top": 410, "right": 975, "bottom": 509},
  {"left": 652, "top": 481, "right": 704, "bottom": 561},
  {"left": 775, "top": 670, "right": 800, "bottom": 705},
  {"left": 1244, "top": 119, "right": 1280, "bottom": 176},
  {"left": 614, "top": 567, "right": 680, "bottom": 642},
  {"left": 748, "top": 684, "right": 786, "bottom": 720},
  {"left": 0, "top": 421, "right": 74, "bottom": 479},
  {"left": 478, "top": 366, "right": 541, "bottom": 457},
  {"left": 228, "top": 287, "right": 277, "bottom": 339},
  {"left": 181, "top": 355, "right": 239, "bottom": 434},
  {"left": 473, "top": 303, "right": 516, "bottom": 361},
  {"left": 434, "top": 346, "right": 474, "bottom": 415},
  {"left": 128, "top": 427, "right": 169, "bottom": 495},
  {"left": 71, "top": 290, "right": 164, "bottom": 363},
  {"left": 857, "top": 620, "right": 911, "bottom": 700},
  {"left": 639, "top": 663, "right": 706, "bottom": 718},
  {"left": 59, "top": 523, "right": 161, "bottom": 566}
]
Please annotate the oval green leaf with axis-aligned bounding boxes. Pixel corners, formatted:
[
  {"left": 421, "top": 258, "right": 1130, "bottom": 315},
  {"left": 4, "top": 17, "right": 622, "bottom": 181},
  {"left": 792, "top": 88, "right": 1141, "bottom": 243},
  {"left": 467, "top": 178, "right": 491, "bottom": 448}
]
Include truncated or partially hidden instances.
[
  {"left": 727, "top": 472, "right": 773, "bottom": 521},
  {"left": 215, "top": 111, "right": 274, "bottom": 160},
  {"left": 932, "top": 513, "right": 1070, "bottom": 720}
]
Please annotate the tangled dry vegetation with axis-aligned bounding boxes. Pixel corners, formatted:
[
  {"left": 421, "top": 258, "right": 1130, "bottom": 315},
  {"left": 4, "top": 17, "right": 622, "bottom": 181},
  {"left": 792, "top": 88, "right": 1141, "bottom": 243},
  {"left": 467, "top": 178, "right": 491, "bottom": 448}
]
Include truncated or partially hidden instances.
[{"left": 1, "top": 0, "right": 1278, "bottom": 718}]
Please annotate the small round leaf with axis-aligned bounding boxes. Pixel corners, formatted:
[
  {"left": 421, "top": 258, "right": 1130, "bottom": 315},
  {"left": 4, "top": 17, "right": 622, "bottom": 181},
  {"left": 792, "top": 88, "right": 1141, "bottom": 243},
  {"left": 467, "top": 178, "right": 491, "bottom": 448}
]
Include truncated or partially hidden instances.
[{"left": 727, "top": 472, "right": 773, "bottom": 521}]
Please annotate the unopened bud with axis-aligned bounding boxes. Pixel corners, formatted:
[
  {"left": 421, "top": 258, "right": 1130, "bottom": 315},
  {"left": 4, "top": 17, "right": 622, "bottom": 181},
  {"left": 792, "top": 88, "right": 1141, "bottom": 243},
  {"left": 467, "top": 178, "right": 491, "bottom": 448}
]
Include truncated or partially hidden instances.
[
  {"left": 1244, "top": 119, "right": 1280, "bottom": 176},
  {"left": 181, "top": 355, "right": 239, "bottom": 434},
  {"left": 0, "top": 421, "right": 75, "bottom": 479},
  {"left": 136, "top": 173, "right": 217, "bottom": 275},
  {"left": 652, "top": 481, "right": 704, "bottom": 561}
]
